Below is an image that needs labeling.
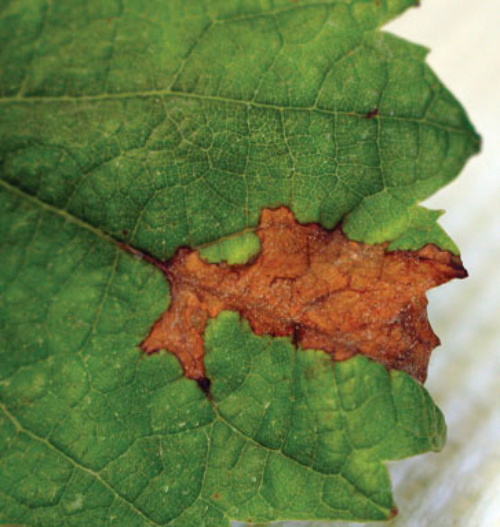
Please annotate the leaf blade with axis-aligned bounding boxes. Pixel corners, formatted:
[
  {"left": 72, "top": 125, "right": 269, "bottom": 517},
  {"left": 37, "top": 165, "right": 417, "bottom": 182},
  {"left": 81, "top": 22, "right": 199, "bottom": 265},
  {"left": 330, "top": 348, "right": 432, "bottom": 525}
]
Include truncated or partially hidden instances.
[{"left": 0, "top": 1, "right": 477, "bottom": 525}]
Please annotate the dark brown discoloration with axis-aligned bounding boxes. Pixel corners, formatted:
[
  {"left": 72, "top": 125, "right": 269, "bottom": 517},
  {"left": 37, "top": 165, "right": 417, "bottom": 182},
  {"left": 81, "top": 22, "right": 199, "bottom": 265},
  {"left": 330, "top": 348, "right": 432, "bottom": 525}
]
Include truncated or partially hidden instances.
[
  {"left": 196, "top": 377, "right": 212, "bottom": 396},
  {"left": 141, "top": 208, "right": 466, "bottom": 383},
  {"left": 365, "top": 108, "right": 379, "bottom": 119}
]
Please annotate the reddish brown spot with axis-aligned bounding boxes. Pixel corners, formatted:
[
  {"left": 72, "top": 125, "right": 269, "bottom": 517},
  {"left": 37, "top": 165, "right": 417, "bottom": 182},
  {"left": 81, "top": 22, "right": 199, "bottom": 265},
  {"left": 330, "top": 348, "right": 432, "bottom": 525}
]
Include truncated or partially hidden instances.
[
  {"left": 141, "top": 208, "right": 466, "bottom": 383},
  {"left": 365, "top": 108, "right": 379, "bottom": 119}
]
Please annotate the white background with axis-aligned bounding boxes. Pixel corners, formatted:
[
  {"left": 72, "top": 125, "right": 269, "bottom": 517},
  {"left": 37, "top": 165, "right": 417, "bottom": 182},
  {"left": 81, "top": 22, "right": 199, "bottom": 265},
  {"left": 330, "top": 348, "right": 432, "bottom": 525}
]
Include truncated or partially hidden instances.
[
  {"left": 238, "top": 1, "right": 500, "bottom": 526},
  {"left": 383, "top": 2, "right": 499, "bottom": 525},
  {"left": 383, "top": 1, "right": 500, "bottom": 525},
  {"left": 380, "top": 0, "right": 500, "bottom": 527}
]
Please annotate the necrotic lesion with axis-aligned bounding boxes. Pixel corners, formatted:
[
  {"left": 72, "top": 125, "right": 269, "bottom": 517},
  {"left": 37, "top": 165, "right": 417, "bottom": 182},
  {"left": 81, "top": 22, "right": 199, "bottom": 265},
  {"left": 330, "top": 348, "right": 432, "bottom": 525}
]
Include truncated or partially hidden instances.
[{"left": 140, "top": 206, "right": 466, "bottom": 383}]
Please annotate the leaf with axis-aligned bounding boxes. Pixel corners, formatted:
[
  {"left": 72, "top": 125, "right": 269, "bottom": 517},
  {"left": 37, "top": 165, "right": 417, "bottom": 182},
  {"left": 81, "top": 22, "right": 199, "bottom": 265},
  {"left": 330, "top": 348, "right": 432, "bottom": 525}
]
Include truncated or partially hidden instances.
[{"left": 0, "top": 1, "right": 478, "bottom": 526}]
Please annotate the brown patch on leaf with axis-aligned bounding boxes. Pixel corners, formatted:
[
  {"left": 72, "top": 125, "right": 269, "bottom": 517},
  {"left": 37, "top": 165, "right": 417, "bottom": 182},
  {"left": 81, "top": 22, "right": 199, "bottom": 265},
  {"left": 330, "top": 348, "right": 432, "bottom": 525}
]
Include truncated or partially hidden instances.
[{"left": 141, "top": 208, "right": 466, "bottom": 382}]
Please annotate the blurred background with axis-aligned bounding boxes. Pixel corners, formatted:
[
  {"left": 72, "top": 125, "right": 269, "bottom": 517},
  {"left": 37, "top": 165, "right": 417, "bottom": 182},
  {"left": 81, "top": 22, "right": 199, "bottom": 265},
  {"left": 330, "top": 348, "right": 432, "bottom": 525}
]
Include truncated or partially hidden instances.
[
  {"left": 382, "top": 1, "right": 500, "bottom": 525},
  {"left": 238, "top": 0, "right": 500, "bottom": 525}
]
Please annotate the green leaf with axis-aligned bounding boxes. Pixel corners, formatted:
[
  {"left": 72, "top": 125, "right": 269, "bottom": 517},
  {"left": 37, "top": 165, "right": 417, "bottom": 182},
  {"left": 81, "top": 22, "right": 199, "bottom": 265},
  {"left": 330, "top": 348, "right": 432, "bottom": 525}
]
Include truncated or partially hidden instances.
[
  {"left": 0, "top": 0, "right": 479, "bottom": 258},
  {"left": 0, "top": 0, "right": 477, "bottom": 525},
  {"left": 199, "top": 231, "right": 261, "bottom": 265}
]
